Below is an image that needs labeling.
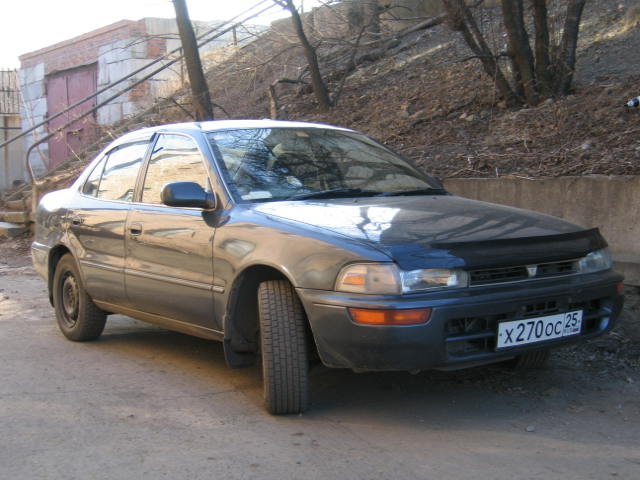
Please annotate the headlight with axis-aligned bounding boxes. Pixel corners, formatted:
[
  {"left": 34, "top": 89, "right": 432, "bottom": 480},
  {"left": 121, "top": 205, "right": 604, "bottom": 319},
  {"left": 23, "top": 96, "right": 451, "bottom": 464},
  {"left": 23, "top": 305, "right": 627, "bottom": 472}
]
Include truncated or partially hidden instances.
[
  {"left": 400, "top": 268, "right": 468, "bottom": 292},
  {"left": 335, "top": 264, "right": 401, "bottom": 295},
  {"left": 578, "top": 248, "right": 613, "bottom": 273},
  {"left": 335, "top": 263, "right": 468, "bottom": 295}
]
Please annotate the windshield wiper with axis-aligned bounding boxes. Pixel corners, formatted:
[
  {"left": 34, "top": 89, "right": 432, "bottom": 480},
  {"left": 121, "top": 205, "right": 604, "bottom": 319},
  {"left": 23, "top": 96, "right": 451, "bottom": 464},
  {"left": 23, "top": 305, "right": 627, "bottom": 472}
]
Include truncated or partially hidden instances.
[
  {"left": 286, "top": 187, "right": 381, "bottom": 200},
  {"left": 376, "top": 188, "right": 447, "bottom": 197}
]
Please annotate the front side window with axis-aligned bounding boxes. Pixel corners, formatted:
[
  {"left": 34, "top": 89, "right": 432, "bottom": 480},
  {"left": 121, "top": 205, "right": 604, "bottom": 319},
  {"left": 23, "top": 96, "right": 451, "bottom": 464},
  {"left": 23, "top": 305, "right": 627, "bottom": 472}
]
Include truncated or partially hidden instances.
[
  {"left": 82, "top": 156, "right": 107, "bottom": 197},
  {"left": 95, "top": 143, "right": 147, "bottom": 201},
  {"left": 141, "top": 134, "right": 211, "bottom": 204},
  {"left": 207, "top": 128, "right": 441, "bottom": 202}
]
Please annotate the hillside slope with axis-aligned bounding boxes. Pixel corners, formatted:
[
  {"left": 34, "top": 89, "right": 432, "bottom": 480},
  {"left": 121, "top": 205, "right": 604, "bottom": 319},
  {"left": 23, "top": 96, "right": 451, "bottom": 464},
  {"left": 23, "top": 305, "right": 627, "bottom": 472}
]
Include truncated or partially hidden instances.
[{"left": 199, "top": 0, "right": 640, "bottom": 179}]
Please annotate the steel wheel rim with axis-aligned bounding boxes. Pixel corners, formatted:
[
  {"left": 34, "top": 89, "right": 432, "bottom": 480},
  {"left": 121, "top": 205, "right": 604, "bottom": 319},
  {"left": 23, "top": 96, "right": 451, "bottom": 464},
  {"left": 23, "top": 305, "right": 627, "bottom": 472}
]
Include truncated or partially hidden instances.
[{"left": 61, "top": 272, "right": 79, "bottom": 327}]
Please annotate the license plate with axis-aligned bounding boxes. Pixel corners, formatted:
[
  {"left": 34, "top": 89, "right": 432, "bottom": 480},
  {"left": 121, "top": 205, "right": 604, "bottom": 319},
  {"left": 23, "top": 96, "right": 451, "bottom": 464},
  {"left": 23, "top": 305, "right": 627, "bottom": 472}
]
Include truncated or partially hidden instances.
[{"left": 496, "top": 310, "right": 583, "bottom": 349}]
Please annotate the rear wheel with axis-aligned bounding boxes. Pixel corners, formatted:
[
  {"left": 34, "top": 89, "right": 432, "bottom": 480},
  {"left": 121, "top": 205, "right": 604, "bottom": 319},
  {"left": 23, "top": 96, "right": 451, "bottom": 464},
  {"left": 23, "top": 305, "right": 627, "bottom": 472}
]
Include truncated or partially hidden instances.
[
  {"left": 258, "top": 280, "right": 309, "bottom": 414},
  {"left": 52, "top": 254, "right": 106, "bottom": 341}
]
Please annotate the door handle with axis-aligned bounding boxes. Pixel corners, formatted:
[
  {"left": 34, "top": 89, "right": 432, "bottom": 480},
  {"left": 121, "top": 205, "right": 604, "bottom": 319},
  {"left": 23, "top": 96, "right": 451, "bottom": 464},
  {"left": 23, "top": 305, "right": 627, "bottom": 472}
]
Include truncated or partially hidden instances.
[{"left": 129, "top": 223, "right": 143, "bottom": 236}]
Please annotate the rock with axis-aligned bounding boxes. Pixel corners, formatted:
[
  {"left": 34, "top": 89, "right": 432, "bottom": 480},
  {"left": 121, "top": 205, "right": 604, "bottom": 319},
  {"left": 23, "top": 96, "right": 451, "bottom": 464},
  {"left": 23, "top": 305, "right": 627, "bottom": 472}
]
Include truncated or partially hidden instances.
[
  {"left": 0, "top": 222, "right": 28, "bottom": 238},
  {"left": 581, "top": 140, "right": 594, "bottom": 150},
  {"left": 399, "top": 104, "right": 411, "bottom": 117},
  {"left": 525, "top": 425, "right": 536, "bottom": 433},
  {"left": 485, "top": 136, "right": 499, "bottom": 147}
]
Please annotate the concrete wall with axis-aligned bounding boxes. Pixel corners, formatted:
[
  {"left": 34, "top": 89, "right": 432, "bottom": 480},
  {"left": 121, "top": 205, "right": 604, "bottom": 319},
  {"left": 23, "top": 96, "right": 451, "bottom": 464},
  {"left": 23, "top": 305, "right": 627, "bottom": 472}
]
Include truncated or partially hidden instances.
[
  {"left": 378, "top": 0, "right": 502, "bottom": 30},
  {"left": 0, "top": 115, "right": 23, "bottom": 191},
  {"left": 444, "top": 175, "right": 640, "bottom": 285},
  {"left": 18, "top": 62, "right": 48, "bottom": 177},
  {"left": 20, "top": 18, "right": 235, "bottom": 128},
  {"left": 96, "top": 18, "right": 233, "bottom": 124},
  {"left": 0, "top": 70, "right": 23, "bottom": 191}
]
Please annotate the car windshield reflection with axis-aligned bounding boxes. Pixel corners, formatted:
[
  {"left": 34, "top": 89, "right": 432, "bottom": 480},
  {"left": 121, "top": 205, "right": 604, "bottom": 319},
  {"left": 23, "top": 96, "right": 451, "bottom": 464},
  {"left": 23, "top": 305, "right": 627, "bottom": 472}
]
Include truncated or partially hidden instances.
[{"left": 207, "top": 128, "right": 443, "bottom": 202}]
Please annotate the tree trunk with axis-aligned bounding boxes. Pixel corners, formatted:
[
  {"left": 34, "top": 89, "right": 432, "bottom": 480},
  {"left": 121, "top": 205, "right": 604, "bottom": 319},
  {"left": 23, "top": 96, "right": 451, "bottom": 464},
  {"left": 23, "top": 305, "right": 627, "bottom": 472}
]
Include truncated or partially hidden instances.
[
  {"left": 444, "top": 0, "right": 584, "bottom": 106},
  {"left": 502, "top": 0, "right": 538, "bottom": 105},
  {"left": 268, "top": 84, "right": 279, "bottom": 120},
  {"left": 279, "top": 0, "right": 332, "bottom": 111},
  {"left": 553, "top": 0, "right": 587, "bottom": 96},
  {"left": 173, "top": 0, "right": 214, "bottom": 121},
  {"left": 530, "top": 0, "right": 551, "bottom": 96}
]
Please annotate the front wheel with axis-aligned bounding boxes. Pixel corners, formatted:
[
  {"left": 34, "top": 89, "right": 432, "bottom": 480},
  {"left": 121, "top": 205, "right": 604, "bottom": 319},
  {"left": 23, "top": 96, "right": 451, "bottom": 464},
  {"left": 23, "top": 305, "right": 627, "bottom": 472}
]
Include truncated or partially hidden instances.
[
  {"left": 52, "top": 254, "right": 107, "bottom": 341},
  {"left": 258, "top": 280, "right": 309, "bottom": 414}
]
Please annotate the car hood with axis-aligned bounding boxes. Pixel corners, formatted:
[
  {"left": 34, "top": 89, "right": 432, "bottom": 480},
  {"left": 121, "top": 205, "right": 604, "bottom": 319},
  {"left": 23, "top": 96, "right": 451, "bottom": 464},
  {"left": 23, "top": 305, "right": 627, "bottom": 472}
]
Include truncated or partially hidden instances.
[{"left": 253, "top": 195, "right": 606, "bottom": 270}]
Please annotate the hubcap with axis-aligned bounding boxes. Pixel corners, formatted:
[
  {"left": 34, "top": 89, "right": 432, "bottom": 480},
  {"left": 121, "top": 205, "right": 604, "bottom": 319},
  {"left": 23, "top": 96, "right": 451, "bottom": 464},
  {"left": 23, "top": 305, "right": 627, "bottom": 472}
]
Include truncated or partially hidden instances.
[{"left": 61, "top": 272, "right": 79, "bottom": 327}]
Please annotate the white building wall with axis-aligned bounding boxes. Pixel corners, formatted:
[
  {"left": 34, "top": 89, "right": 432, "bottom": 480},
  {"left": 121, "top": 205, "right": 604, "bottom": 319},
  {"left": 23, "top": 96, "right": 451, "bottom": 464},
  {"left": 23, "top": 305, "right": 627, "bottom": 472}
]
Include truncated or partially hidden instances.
[
  {"left": 0, "top": 115, "right": 23, "bottom": 191},
  {"left": 18, "top": 62, "right": 48, "bottom": 178},
  {"left": 96, "top": 18, "right": 239, "bottom": 124}
]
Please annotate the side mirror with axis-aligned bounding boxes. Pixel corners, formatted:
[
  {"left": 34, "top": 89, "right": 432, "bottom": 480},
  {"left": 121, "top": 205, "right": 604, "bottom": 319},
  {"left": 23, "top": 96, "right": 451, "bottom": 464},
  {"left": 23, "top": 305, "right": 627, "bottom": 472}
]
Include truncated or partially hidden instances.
[{"left": 161, "top": 181, "right": 216, "bottom": 210}]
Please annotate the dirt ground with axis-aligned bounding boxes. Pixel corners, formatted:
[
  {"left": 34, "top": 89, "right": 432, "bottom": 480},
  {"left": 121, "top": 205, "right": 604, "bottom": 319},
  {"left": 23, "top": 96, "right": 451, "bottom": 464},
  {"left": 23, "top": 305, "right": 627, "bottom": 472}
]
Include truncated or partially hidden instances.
[{"left": 1, "top": 235, "right": 638, "bottom": 479}]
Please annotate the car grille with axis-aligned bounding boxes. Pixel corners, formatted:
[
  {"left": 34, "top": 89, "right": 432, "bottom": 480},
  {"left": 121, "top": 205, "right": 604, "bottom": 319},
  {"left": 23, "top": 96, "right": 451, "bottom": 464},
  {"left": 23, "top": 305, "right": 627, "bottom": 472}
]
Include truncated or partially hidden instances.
[
  {"left": 468, "top": 260, "right": 577, "bottom": 286},
  {"left": 444, "top": 298, "right": 609, "bottom": 359}
]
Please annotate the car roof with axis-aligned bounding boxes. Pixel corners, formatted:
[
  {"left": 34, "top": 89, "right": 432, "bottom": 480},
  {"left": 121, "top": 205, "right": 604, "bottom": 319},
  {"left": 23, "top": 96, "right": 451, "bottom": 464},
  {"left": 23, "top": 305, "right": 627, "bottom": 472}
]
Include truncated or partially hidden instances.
[{"left": 112, "top": 119, "right": 354, "bottom": 147}]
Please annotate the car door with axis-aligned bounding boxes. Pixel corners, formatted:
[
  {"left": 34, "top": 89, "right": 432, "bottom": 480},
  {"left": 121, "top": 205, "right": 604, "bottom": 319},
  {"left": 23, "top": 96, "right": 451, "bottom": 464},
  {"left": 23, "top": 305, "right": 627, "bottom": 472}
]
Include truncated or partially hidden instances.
[
  {"left": 124, "top": 133, "right": 219, "bottom": 330},
  {"left": 69, "top": 140, "right": 148, "bottom": 305}
]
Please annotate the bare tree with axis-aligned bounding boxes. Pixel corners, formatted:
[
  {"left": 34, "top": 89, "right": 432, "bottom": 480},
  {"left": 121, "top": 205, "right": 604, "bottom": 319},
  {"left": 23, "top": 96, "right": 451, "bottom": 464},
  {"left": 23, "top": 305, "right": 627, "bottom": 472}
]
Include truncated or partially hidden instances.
[
  {"left": 273, "top": 0, "right": 332, "bottom": 111},
  {"left": 443, "top": 0, "right": 587, "bottom": 106},
  {"left": 173, "top": 0, "right": 214, "bottom": 120}
]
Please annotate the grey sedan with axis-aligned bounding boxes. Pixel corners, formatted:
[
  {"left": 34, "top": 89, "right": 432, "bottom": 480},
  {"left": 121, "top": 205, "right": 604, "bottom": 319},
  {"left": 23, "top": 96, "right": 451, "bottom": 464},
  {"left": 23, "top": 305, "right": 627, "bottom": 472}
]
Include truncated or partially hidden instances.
[{"left": 32, "top": 120, "right": 624, "bottom": 414}]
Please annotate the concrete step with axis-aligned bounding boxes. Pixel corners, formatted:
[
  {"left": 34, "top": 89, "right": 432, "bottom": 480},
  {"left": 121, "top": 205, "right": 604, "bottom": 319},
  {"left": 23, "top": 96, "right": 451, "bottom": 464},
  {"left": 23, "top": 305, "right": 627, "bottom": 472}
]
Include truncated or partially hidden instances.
[
  {"left": 0, "top": 221, "right": 28, "bottom": 238},
  {"left": 0, "top": 210, "right": 30, "bottom": 224}
]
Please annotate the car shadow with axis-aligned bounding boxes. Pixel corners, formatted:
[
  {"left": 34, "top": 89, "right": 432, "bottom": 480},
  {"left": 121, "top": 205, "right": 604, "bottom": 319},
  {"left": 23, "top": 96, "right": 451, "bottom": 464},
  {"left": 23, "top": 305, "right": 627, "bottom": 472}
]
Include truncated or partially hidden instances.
[{"left": 92, "top": 314, "right": 627, "bottom": 441}]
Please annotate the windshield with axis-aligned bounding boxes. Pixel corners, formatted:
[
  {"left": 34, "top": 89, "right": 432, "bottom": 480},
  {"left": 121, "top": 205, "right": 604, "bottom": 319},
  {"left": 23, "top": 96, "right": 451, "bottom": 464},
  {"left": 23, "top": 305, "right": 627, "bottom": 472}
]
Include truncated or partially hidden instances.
[{"left": 207, "top": 128, "right": 443, "bottom": 202}]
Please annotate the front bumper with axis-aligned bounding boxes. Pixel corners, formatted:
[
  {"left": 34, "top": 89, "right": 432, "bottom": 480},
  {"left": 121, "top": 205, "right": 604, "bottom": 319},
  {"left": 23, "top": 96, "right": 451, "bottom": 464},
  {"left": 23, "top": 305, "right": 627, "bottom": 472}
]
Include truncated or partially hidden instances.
[{"left": 297, "top": 270, "right": 624, "bottom": 371}]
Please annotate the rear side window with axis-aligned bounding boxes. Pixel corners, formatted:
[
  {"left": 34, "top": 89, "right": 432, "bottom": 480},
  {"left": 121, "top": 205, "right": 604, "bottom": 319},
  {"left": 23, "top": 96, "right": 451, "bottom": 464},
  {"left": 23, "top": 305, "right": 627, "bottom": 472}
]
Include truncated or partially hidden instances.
[
  {"left": 141, "top": 134, "right": 210, "bottom": 204},
  {"left": 93, "top": 143, "right": 147, "bottom": 201}
]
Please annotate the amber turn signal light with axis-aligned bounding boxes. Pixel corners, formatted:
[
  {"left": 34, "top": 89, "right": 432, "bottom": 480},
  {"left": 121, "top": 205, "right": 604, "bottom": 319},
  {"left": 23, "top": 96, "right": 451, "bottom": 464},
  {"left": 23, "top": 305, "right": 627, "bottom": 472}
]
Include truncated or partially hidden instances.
[{"left": 348, "top": 307, "right": 432, "bottom": 325}]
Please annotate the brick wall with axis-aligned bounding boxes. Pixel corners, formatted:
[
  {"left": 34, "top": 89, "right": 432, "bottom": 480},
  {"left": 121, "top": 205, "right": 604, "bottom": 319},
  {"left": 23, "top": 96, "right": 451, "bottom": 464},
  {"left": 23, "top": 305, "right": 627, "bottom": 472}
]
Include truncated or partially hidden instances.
[
  {"left": 128, "top": 80, "right": 151, "bottom": 101},
  {"left": 147, "top": 37, "right": 168, "bottom": 59},
  {"left": 20, "top": 20, "right": 143, "bottom": 74}
]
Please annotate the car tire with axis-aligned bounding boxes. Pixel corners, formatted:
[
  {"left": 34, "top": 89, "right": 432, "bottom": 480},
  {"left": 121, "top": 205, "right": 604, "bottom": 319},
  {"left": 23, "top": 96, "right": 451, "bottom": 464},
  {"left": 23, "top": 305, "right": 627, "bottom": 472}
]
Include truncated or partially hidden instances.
[
  {"left": 258, "top": 279, "right": 309, "bottom": 414},
  {"left": 513, "top": 348, "right": 551, "bottom": 369},
  {"left": 52, "top": 253, "right": 107, "bottom": 341}
]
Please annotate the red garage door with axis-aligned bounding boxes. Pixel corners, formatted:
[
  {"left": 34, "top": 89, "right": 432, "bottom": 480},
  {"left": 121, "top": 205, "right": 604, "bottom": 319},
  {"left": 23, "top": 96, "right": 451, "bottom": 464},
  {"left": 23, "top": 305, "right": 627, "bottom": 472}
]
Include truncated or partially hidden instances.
[{"left": 46, "top": 64, "right": 97, "bottom": 169}]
